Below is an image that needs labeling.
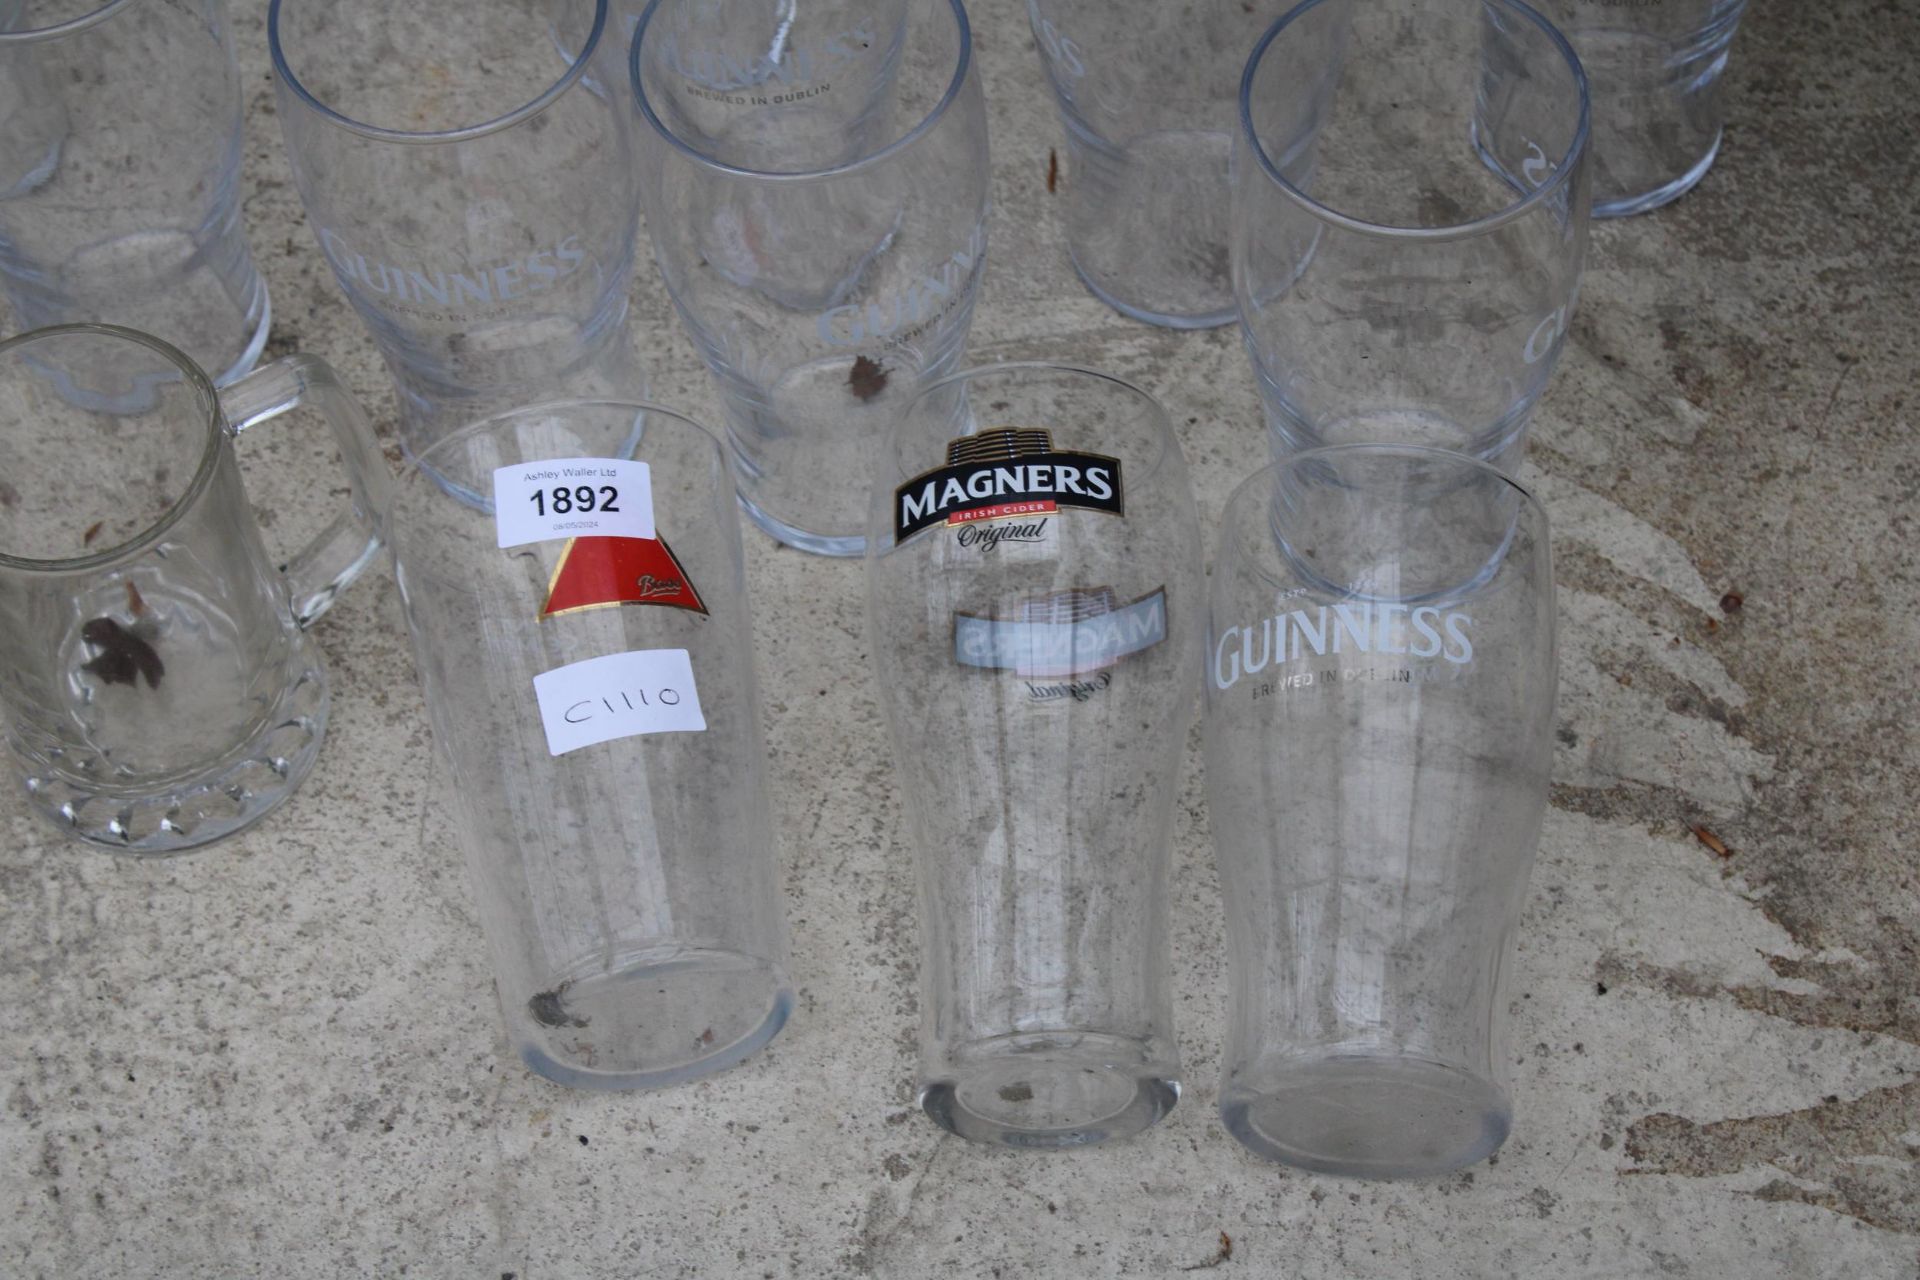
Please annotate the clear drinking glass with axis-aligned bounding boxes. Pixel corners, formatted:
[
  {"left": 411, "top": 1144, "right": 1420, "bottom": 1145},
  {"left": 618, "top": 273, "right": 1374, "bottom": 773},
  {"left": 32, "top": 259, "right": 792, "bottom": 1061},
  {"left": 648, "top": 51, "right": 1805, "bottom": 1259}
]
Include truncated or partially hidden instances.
[
  {"left": 269, "top": 0, "right": 645, "bottom": 459},
  {"left": 629, "top": 0, "right": 911, "bottom": 172},
  {"left": 1204, "top": 445, "right": 1556, "bottom": 1177},
  {"left": 866, "top": 363, "right": 1200, "bottom": 1147},
  {"left": 386, "top": 401, "right": 792, "bottom": 1090},
  {"left": 0, "top": 324, "right": 388, "bottom": 852},
  {"left": 1531, "top": 0, "right": 1746, "bottom": 216},
  {"left": 1025, "top": 0, "right": 1274, "bottom": 329},
  {"left": 0, "top": 1, "right": 270, "bottom": 385},
  {"left": 1233, "top": 0, "right": 1591, "bottom": 469},
  {"left": 633, "top": 0, "right": 989, "bottom": 558}
]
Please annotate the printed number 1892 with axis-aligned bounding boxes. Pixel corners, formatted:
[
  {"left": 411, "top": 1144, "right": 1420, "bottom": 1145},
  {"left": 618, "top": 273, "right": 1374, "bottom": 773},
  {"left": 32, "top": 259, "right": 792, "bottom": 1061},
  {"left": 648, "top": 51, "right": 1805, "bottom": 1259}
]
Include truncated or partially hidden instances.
[{"left": 529, "top": 485, "right": 620, "bottom": 517}]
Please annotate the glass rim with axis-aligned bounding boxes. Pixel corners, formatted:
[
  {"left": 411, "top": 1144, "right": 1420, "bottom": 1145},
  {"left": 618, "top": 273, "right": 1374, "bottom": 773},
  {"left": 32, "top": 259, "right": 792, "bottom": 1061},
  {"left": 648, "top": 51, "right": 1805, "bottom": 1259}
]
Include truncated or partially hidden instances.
[
  {"left": 1240, "top": 442, "right": 1543, "bottom": 513},
  {"left": 1238, "top": 0, "right": 1591, "bottom": 242},
  {"left": 1221, "top": 445, "right": 1551, "bottom": 606},
  {"left": 267, "top": 0, "right": 610, "bottom": 145},
  {"left": 389, "top": 398, "right": 729, "bottom": 593},
  {"left": 399, "top": 393, "right": 725, "bottom": 487},
  {"left": 0, "top": 0, "right": 137, "bottom": 43},
  {"left": 893, "top": 359, "right": 1173, "bottom": 479},
  {"left": 0, "top": 323, "right": 223, "bottom": 574},
  {"left": 1225, "top": 442, "right": 1547, "bottom": 590},
  {"left": 630, "top": 0, "right": 974, "bottom": 182}
]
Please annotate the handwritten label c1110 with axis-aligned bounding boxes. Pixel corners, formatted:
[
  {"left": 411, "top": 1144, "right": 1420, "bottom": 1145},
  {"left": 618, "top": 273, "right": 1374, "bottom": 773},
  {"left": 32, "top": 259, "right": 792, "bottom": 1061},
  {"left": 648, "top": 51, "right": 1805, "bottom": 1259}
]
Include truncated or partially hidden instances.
[{"left": 531, "top": 648, "right": 705, "bottom": 756}]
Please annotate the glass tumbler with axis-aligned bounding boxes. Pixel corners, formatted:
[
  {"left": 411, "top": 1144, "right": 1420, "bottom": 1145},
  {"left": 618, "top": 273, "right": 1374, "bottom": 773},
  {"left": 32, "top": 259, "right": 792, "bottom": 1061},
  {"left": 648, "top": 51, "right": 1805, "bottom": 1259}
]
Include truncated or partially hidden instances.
[
  {"left": 1531, "top": 0, "right": 1747, "bottom": 216},
  {"left": 628, "top": 0, "right": 912, "bottom": 172},
  {"left": 1204, "top": 445, "right": 1556, "bottom": 1177},
  {"left": 0, "top": 1, "right": 270, "bottom": 385},
  {"left": 386, "top": 402, "right": 792, "bottom": 1090},
  {"left": 0, "top": 324, "right": 388, "bottom": 852},
  {"left": 269, "top": 0, "right": 645, "bottom": 459},
  {"left": 1233, "top": 0, "right": 1591, "bottom": 469},
  {"left": 1025, "top": 0, "right": 1275, "bottom": 329},
  {"left": 633, "top": 0, "right": 990, "bottom": 558},
  {"left": 866, "top": 363, "right": 1200, "bottom": 1147}
]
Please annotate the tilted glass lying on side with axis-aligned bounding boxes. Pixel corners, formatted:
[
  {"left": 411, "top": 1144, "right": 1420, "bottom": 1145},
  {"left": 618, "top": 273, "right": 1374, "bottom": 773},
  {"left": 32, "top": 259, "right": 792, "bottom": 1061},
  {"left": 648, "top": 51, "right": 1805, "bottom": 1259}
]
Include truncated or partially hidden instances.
[{"left": 385, "top": 401, "right": 792, "bottom": 1090}]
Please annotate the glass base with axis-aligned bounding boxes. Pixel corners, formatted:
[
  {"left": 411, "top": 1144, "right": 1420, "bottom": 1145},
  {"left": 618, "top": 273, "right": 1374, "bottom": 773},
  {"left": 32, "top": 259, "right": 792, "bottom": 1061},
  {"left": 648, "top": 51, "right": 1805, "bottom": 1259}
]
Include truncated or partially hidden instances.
[
  {"left": 920, "top": 1032, "right": 1180, "bottom": 1149},
  {"left": 737, "top": 493, "right": 866, "bottom": 558},
  {"left": 17, "top": 284, "right": 270, "bottom": 415},
  {"left": 1057, "top": 123, "right": 1239, "bottom": 330},
  {"left": 1592, "top": 130, "right": 1725, "bottom": 219},
  {"left": 1265, "top": 403, "right": 1531, "bottom": 475},
  {"left": 19, "top": 663, "right": 327, "bottom": 856},
  {"left": 211, "top": 281, "right": 272, "bottom": 388},
  {"left": 1220, "top": 1053, "right": 1510, "bottom": 1178},
  {"left": 512, "top": 950, "right": 793, "bottom": 1091},
  {"left": 1068, "top": 253, "right": 1238, "bottom": 332}
]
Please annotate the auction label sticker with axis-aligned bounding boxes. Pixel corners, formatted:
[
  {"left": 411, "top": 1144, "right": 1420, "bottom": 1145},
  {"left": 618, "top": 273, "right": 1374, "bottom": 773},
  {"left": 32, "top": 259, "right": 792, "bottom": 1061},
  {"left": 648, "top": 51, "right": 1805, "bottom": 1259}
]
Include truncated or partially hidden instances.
[
  {"left": 531, "top": 648, "right": 706, "bottom": 756},
  {"left": 493, "top": 458, "right": 655, "bottom": 548}
]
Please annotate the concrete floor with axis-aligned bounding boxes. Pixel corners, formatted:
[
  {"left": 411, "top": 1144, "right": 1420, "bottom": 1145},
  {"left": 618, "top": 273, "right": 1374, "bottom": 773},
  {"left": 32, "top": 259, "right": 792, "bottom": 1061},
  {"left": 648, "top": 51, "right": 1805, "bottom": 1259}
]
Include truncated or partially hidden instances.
[{"left": 5, "top": 0, "right": 1918, "bottom": 1276}]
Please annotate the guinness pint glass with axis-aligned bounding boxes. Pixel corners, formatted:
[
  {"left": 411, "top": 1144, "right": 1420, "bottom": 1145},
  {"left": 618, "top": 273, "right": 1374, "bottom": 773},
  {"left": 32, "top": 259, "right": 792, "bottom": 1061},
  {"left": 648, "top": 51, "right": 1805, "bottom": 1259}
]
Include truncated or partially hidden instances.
[{"left": 1204, "top": 445, "right": 1556, "bottom": 1177}]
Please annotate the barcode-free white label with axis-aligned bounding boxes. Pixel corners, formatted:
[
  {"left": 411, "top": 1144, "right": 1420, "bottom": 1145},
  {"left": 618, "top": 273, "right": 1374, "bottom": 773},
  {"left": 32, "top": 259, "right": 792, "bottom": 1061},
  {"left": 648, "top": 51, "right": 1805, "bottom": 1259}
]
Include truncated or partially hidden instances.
[
  {"left": 531, "top": 648, "right": 706, "bottom": 756},
  {"left": 493, "top": 457, "right": 654, "bottom": 548}
]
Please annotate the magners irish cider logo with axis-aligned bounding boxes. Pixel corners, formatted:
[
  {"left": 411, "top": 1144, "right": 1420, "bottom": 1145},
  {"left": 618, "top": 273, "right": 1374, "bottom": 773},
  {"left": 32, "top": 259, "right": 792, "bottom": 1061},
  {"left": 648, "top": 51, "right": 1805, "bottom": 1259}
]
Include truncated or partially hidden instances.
[{"left": 893, "top": 428, "right": 1123, "bottom": 543}]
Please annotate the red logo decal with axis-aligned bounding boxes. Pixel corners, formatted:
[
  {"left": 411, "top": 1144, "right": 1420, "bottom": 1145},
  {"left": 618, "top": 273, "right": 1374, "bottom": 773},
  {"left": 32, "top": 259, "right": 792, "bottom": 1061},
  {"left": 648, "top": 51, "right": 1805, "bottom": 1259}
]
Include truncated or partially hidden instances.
[
  {"left": 541, "top": 536, "right": 707, "bottom": 619},
  {"left": 947, "top": 499, "right": 1058, "bottom": 527}
]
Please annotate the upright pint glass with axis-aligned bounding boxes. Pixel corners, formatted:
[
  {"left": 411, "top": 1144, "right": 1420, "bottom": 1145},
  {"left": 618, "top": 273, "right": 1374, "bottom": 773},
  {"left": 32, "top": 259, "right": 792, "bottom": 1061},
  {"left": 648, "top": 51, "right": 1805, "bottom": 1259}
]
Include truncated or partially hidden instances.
[
  {"left": 1233, "top": 0, "right": 1591, "bottom": 468},
  {"left": 386, "top": 402, "right": 791, "bottom": 1089},
  {"left": 634, "top": 0, "right": 989, "bottom": 557},
  {"left": 1531, "top": 0, "right": 1747, "bottom": 216},
  {"left": 1204, "top": 445, "right": 1556, "bottom": 1177},
  {"left": 0, "top": 0, "right": 270, "bottom": 384},
  {"left": 868, "top": 363, "right": 1200, "bottom": 1147},
  {"left": 270, "top": 0, "right": 644, "bottom": 458},
  {"left": 1025, "top": 0, "right": 1275, "bottom": 328}
]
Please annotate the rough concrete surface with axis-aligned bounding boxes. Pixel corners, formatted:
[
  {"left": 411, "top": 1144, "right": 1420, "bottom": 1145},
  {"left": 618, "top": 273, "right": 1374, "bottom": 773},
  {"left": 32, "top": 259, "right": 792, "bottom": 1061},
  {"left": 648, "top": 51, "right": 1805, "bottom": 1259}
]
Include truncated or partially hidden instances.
[{"left": 4, "top": 0, "right": 1918, "bottom": 1276}]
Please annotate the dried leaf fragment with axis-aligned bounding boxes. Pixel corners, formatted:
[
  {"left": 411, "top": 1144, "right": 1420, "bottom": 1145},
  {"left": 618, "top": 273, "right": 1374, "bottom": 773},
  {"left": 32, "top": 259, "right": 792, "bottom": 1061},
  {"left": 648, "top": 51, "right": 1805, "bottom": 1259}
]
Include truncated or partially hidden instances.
[
  {"left": 80, "top": 617, "right": 163, "bottom": 689},
  {"left": 848, "top": 355, "right": 889, "bottom": 401},
  {"left": 1690, "top": 824, "right": 1732, "bottom": 859},
  {"left": 1181, "top": 1231, "right": 1234, "bottom": 1270},
  {"left": 527, "top": 983, "right": 589, "bottom": 1029}
]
